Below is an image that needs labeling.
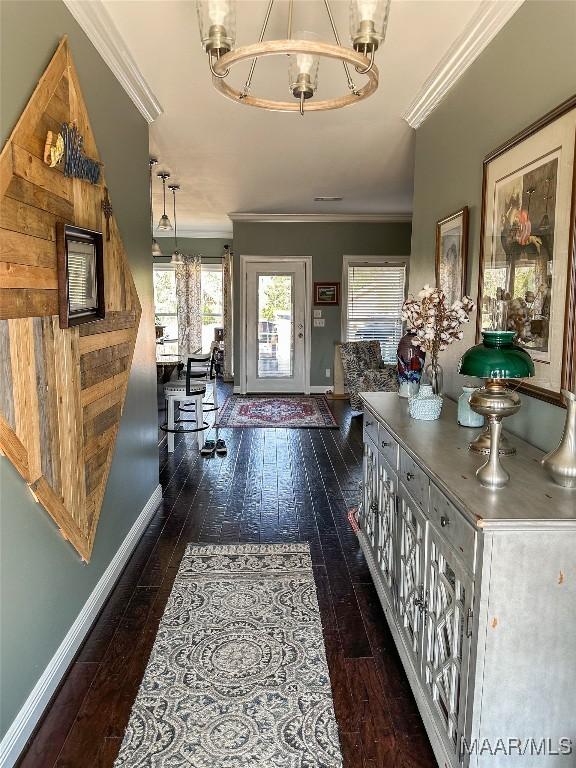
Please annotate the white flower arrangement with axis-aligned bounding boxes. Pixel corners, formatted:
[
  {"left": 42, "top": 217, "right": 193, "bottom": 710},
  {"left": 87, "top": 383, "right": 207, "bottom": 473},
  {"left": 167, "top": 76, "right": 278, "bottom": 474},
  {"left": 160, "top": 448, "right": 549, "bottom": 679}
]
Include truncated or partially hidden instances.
[{"left": 402, "top": 285, "right": 475, "bottom": 369}]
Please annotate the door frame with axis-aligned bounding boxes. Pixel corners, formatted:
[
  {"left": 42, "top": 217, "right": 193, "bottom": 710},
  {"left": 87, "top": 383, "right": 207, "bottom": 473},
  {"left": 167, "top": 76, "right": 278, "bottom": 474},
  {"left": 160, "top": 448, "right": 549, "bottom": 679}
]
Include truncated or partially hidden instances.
[{"left": 239, "top": 254, "right": 312, "bottom": 395}]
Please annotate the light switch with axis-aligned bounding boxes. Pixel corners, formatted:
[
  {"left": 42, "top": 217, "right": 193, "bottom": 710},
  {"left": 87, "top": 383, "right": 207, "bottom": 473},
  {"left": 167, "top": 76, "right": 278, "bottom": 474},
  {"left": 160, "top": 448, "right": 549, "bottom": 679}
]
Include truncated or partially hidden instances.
[
  {"left": 313, "top": 309, "right": 322, "bottom": 318},
  {"left": 314, "top": 318, "right": 325, "bottom": 327}
]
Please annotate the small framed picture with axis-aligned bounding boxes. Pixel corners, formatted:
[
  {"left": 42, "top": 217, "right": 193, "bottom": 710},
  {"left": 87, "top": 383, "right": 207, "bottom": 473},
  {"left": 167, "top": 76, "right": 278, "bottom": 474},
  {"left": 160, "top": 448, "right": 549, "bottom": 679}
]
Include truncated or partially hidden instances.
[
  {"left": 314, "top": 282, "right": 340, "bottom": 305},
  {"left": 435, "top": 206, "right": 469, "bottom": 308},
  {"left": 56, "top": 223, "right": 105, "bottom": 328}
]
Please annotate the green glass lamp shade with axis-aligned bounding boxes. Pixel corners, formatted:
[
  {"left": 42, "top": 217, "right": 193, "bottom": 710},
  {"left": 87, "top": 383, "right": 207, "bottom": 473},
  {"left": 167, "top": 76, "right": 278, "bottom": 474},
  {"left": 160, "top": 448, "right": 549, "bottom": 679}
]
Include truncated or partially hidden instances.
[{"left": 458, "top": 330, "right": 535, "bottom": 380}]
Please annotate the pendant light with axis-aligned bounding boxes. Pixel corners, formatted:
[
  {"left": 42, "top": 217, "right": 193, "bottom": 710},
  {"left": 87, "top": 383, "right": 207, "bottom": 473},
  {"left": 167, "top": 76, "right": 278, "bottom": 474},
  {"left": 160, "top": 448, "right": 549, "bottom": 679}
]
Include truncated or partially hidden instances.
[
  {"left": 196, "top": 0, "right": 390, "bottom": 115},
  {"left": 149, "top": 158, "right": 163, "bottom": 257},
  {"left": 157, "top": 171, "right": 173, "bottom": 230},
  {"left": 169, "top": 184, "right": 183, "bottom": 264}
]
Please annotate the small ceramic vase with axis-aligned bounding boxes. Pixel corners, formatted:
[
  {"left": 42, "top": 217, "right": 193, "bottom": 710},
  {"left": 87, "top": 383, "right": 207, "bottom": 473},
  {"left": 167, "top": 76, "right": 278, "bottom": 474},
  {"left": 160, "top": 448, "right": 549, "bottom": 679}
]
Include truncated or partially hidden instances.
[
  {"left": 397, "top": 332, "right": 425, "bottom": 398},
  {"left": 458, "top": 386, "right": 484, "bottom": 428}
]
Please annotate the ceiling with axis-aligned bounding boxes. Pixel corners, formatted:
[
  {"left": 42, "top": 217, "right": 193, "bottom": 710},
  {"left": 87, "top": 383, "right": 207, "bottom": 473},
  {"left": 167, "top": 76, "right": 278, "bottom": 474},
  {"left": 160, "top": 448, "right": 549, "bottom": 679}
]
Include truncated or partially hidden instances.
[{"left": 102, "top": 0, "right": 486, "bottom": 236}]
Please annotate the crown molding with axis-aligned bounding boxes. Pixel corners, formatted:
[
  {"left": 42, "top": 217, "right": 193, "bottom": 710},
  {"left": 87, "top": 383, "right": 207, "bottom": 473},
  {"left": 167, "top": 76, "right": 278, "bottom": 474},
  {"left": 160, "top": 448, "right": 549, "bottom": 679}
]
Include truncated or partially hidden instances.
[
  {"left": 62, "top": 0, "right": 162, "bottom": 124},
  {"left": 403, "top": 0, "right": 524, "bottom": 129},
  {"left": 228, "top": 213, "right": 412, "bottom": 224},
  {"left": 156, "top": 227, "right": 233, "bottom": 239}
]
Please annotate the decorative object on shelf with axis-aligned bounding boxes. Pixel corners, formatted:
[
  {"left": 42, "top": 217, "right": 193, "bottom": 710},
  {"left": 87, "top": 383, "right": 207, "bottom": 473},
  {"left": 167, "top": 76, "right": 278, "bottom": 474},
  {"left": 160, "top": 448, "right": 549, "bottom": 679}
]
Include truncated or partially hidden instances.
[
  {"left": 458, "top": 330, "right": 535, "bottom": 489},
  {"left": 457, "top": 386, "right": 484, "bottom": 428},
  {"left": 314, "top": 281, "right": 339, "bottom": 305},
  {"left": 476, "top": 95, "right": 576, "bottom": 405},
  {"left": 408, "top": 384, "right": 443, "bottom": 421},
  {"left": 396, "top": 331, "right": 425, "bottom": 398},
  {"left": 149, "top": 157, "right": 163, "bottom": 258},
  {"left": 541, "top": 389, "right": 576, "bottom": 488},
  {"left": 196, "top": 0, "right": 389, "bottom": 115},
  {"left": 169, "top": 183, "right": 183, "bottom": 264},
  {"left": 60, "top": 122, "right": 101, "bottom": 183},
  {"left": 43, "top": 129, "right": 64, "bottom": 167},
  {"left": 101, "top": 186, "right": 113, "bottom": 241},
  {"left": 435, "top": 206, "right": 469, "bottom": 308},
  {"left": 56, "top": 223, "right": 105, "bottom": 328},
  {"left": 157, "top": 170, "right": 173, "bottom": 230},
  {"left": 402, "top": 285, "right": 474, "bottom": 396}
]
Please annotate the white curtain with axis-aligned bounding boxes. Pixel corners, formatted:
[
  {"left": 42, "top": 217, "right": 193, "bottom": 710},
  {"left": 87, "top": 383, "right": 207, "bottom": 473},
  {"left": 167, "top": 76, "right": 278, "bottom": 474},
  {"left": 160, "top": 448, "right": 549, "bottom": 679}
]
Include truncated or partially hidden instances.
[
  {"left": 222, "top": 247, "right": 233, "bottom": 381},
  {"left": 175, "top": 254, "right": 202, "bottom": 358}
]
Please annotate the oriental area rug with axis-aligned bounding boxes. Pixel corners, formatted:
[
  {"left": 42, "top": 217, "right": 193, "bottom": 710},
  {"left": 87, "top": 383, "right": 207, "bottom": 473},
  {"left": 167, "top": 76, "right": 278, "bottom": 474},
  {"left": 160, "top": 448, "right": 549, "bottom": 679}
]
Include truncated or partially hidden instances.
[
  {"left": 114, "top": 543, "right": 343, "bottom": 768},
  {"left": 217, "top": 395, "right": 338, "bottom": 429}
]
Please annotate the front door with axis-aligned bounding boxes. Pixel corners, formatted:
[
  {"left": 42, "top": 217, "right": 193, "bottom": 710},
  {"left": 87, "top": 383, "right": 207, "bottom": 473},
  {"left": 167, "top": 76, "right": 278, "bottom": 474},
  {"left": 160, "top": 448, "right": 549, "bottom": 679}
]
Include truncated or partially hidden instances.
[{"left": 245, "top": 261, "right": 307, "bottom": 393}]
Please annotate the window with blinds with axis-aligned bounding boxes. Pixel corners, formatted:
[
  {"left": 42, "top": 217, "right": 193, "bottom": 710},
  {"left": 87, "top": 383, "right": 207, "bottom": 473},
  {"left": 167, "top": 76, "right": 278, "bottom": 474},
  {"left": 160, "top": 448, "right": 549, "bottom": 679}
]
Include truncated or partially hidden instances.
[
  {"left": 344, "top": 261, "right": 406, "bottom": 363},
  {"left": 67, "top": 239, "right": 97, "bottom": 314}
]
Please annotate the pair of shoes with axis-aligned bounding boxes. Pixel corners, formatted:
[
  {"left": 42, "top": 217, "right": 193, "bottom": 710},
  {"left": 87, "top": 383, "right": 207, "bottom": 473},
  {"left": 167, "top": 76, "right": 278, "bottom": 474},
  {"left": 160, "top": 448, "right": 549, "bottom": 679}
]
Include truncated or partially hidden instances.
[{"left": 200, "top": 439, "right": 227, "bottom": 457}]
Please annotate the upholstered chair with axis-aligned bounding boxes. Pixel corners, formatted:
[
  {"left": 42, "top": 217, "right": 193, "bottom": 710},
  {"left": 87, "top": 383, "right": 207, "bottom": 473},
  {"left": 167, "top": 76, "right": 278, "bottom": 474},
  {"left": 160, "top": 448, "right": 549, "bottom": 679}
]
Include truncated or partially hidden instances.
[{"left": 340, "top": 340, "right": 398, "bottom": 410}]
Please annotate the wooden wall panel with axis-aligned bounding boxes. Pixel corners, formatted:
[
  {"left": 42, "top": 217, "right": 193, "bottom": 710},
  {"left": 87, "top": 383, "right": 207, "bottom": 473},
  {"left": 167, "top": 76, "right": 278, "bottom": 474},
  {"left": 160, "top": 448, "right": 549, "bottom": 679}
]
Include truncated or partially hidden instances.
[{"left": 0, "top": 38, "right": 141, "bottom": 560}]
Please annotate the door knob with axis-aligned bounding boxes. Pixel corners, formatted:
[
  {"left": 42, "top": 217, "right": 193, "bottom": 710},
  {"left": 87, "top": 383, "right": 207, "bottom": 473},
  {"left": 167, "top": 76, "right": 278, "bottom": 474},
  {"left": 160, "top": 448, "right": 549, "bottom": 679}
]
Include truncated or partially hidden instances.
[{"left": 298, "top": 332, "right": 304, "bottom": 338}]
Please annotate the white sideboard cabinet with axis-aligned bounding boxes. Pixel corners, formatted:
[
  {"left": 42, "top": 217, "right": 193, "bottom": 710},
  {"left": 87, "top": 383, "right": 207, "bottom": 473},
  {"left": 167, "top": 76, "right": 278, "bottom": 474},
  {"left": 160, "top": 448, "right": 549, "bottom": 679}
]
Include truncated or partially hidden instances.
[{"left": 358, "top": 393, "right": 576, "bottom": 768}]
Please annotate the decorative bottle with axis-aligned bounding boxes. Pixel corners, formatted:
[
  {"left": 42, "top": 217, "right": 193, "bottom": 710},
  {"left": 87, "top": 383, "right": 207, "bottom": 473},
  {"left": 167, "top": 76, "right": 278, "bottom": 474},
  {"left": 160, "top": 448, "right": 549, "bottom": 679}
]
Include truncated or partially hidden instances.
[
  {"left": 396, "top": 332, "right": 425, "bottom": 398},
  {"left": 541, "top": 389, "right": 576, "bottom": 488}
]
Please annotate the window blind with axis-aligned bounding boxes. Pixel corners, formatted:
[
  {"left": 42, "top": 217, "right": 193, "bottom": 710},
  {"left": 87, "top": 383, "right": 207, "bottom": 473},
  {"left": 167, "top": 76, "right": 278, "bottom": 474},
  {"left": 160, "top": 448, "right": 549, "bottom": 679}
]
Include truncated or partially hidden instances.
[{"left": 345, "top": 263, "right": 406, "bottom": 363}]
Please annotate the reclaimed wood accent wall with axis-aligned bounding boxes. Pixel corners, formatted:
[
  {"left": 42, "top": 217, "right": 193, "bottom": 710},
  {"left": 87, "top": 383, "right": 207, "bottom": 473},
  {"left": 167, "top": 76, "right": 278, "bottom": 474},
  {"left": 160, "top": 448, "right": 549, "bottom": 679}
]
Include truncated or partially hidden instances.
[{"left": 0, "top": 38, "right": 141, "bottom": 560}]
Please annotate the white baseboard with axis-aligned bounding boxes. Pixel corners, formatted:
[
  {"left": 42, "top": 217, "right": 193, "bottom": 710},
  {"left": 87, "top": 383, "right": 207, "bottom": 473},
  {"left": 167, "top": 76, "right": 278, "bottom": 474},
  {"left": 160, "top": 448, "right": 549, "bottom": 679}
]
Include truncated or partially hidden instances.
[
  {"left": 309, "top": 385, "right": 333, "bottom": 394},
  {"left": 0, "top": 483, "right": 163, "bottom": 768},
  {"left": 233, "top": 385, "right": 241, "bottom": 394}
]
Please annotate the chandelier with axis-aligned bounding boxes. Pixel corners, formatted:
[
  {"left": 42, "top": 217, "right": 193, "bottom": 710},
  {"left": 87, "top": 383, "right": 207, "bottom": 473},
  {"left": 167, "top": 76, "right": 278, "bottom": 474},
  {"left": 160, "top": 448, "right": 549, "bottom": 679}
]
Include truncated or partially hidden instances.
[{"left": 196, "top": 0, "right": 390, "bottom": 115}]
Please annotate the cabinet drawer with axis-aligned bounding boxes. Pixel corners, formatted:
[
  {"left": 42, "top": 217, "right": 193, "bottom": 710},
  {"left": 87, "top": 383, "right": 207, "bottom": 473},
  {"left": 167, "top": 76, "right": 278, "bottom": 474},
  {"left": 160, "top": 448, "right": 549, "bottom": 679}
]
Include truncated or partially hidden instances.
[
  {"left": 429, "top": 485, "right": 476, "bottom": 567},
  {"left": 363, "top": 410, "right": 379, "bottom": 447},
  {"left": 378, "top": 424, "right": 398, "bottom": 470},
  {"left": 399, "top": 449, "right": 429, "bottom": 512}
]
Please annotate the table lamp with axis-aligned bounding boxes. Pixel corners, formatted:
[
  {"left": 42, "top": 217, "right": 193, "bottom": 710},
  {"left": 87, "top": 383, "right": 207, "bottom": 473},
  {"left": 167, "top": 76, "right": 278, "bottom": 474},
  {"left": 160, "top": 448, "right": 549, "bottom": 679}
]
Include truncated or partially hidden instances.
[{"left": 458, "top": 330, "right": 534, "bottom": 489}]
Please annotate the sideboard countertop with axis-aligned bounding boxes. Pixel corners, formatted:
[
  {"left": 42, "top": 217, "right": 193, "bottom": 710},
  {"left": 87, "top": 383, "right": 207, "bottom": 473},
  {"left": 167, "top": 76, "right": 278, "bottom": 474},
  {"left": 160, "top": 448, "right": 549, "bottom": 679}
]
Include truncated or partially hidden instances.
[{"left": 360, "top": 392, "right": 576, "bottom": 528}]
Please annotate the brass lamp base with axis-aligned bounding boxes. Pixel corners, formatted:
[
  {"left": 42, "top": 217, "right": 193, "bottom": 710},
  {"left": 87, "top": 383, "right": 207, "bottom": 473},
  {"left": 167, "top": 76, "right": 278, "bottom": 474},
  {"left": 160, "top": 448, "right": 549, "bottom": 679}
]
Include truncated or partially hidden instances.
[{"left": 469, "top": 425, "right": 516, "bottom": 456}]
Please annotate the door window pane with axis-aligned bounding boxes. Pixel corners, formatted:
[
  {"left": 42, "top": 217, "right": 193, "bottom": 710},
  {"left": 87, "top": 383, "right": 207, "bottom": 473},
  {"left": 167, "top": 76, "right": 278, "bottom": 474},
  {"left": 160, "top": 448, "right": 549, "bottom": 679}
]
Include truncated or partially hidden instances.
[{"left": 257, "top": 274, "right": 293, "bottom": 378}]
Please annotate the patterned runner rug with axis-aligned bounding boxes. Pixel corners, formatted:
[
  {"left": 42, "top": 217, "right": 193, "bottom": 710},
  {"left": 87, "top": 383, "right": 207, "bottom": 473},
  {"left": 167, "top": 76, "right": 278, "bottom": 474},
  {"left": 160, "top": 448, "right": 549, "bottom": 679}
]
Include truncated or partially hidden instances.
[
  {"left": 114, "top": 543, "right": 343, "bottom": 768},
  {"left": 217, "top": 395, "right": 338, "bottom": 429}
]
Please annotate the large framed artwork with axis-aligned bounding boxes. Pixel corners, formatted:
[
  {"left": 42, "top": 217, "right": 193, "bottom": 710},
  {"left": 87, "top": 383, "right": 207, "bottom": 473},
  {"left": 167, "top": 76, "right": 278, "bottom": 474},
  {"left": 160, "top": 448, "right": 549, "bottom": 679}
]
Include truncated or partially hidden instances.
[
  {"left": 435, "top": 206, "right": 469, "bottom": 306},
  {"left": 477, "top": 95, "right": 576, "bottom": 405}
]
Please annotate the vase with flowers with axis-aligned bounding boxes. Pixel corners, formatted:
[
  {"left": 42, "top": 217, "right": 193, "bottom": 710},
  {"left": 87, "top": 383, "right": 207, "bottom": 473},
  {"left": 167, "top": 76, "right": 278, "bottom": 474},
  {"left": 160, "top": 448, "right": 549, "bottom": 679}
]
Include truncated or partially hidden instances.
[{"left": 402, "top": 285, "right": 475, "bottom": 396}]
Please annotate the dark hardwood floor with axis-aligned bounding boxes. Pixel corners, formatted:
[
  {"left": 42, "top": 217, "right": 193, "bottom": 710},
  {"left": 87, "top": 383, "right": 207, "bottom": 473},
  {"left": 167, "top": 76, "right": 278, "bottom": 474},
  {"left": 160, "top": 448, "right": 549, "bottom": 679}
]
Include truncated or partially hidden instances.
[{"left": 18, "top": 382, "right": 436, "bottom": 768}]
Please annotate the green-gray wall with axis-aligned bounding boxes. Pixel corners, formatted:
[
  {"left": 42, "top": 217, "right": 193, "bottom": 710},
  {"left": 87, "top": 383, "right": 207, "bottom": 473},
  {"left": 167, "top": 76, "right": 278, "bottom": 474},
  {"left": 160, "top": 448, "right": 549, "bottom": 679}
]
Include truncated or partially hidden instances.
[
  {"left": 232, "top": 222, "right": 412, "bottom": 387},
  {"left": 0, "top": 0, "right": 158, "bottom": 738},
  {"left": 409, "top": 0, "right": 576, "bottom": 452}
]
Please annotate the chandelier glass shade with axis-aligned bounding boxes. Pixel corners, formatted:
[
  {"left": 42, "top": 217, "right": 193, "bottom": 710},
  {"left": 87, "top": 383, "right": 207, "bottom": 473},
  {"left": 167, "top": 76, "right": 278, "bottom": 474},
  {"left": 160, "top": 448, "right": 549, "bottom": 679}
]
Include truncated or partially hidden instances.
[
  {"left": 196, "top": 0, "right": 389, "bottom": 115},
  {"left": 157, "top": 171, "right": 173, "bottom": 231},
  {"left": 349, "top": 0, "right": 390, "bottom": 54},
  {"left": 149, "top": 157, "right": 163, "bottom": 258}
]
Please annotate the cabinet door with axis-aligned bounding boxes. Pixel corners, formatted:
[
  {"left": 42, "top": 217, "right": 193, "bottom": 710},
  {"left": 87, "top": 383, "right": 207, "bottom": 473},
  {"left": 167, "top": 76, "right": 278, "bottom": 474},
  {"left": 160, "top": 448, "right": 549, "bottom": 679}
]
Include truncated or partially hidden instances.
[
  {"left": 397, "top": 488, "right": 427, "bottom": 676},
  {"left": 359, "top": 439, "right": 378, "bottom": 551},
  {"left": 374, "top": 454, "right": 398, "bottom": 607},
  {"left": 422, "top": 524, "right": 473, "bottom": 760}
]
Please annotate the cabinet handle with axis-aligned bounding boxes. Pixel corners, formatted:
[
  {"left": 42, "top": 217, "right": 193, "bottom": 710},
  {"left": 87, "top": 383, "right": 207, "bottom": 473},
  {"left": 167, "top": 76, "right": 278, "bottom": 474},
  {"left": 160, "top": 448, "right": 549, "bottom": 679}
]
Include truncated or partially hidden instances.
[
  {"left": 366, "top": 421, "right": 374, "bottom": 427},
  {"left": 406, "top": 472, "right": 415, "bottom": 481},
  {"left": 382, "top": 440, "right": 391, "bottom": 448},
  {"left": 440, "top": 515, "right": 450, "bottom": 527}
]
